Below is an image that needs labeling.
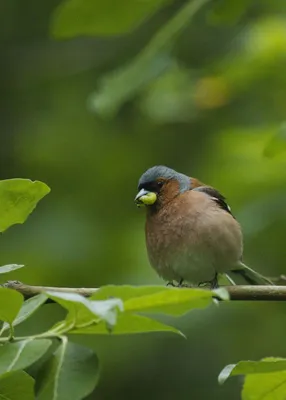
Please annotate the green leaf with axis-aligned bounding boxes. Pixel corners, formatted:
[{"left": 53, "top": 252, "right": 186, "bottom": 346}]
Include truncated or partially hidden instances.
[
  {"left": 1, "top": 294, "right": 48, "bottom": 334},
  {"left": 91, "top": 285, "right": 168, "bottom": 302},
  {"left": 37, "top": 338, "right": 99, "bottom": 400},
  {"left": 0, "top": 339, "right": 52, "bottom": 375},
  {"left": 124, "top": 287, "right": 213, "bottom": 315},
  {"left": 70, "top": 313, "right": 183, "bottom": 336},
  {"left": 51, "top": 0, "right": 170, "bottom": 38},
  {"left": 219, "top": 357, "right": 286, "bottom": 384},
  {"left": 0, "top": 288, "right": 24, "bottom": 325},
  {"left": 0, "top": 179, "right": 50, "bottom": 232},
  {"left": 263, "top": 123, "right": 286, "bottom": 158},
  {"left": 45, "top": 291, "right": 123, "bottom": 329},
  {"left": 93, "top": 285, "right": 215, "bottom": 315},
  {"left": 243, "top": 369, "right": 286, "bottom": 400},
  {"left": 0, "top": 264, "right": 24, "bottom": 274},
  {"left": 0, "top": 370, "right": 35, "bottom": 400}
]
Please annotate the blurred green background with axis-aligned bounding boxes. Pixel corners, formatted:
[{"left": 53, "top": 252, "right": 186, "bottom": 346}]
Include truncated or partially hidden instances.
[{"left": 2, "top": 0, "right": 286, "bottom": 398}]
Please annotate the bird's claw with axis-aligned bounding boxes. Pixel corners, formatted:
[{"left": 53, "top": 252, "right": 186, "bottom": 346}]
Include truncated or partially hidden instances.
[{"left": 198, "top": 273, "right": 219, "bottom": 289}]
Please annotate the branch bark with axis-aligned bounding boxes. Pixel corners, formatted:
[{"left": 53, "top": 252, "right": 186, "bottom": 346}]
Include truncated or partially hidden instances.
[
  {"left": 3, "top": 280, "right": 286, "bottom": 301},
  {"left": 2, "top": 281, "right": 98, "bottom": 301}
]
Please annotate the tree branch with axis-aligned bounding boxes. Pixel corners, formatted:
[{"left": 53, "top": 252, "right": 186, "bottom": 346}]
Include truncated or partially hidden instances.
[
  {"left": 226, "top": 285, "right": 286, "bottom": 301},
  {"left": 2, "top": 280, "right": 98, "bottom": 300},
  {"left": 3, "top": 280, "right": 286, "bottom": 301}
]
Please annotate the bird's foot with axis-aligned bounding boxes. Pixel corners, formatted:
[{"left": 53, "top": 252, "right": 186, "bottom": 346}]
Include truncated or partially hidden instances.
[
  {"left": 198, "top": 274, "right": 219, "bottom": 289},
  {"left": 166, "top": 279, "right": 190, "bottom": 288},
  {"left": 178, "top": 279, "right": 193, "bottom": 288}
]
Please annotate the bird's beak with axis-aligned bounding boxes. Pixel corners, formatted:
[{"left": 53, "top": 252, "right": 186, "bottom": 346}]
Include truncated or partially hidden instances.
[{"left": 135, "top": 189, "right": 157, "bottom": 206}]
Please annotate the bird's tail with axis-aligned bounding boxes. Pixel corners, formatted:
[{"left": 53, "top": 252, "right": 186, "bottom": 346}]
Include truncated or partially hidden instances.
[{"left": 226, "top": 262, "right": 274, "bottom": 285}]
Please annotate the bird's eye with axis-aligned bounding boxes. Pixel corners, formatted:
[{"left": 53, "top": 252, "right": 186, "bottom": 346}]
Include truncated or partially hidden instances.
[{"left": 157, "top": 180, "right": 164, "bottom": 187}]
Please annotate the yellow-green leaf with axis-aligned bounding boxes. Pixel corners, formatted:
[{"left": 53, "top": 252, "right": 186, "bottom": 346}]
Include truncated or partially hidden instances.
[
  {"left": 92, "top": 285, "right": 214, "bottom": 316},
  {"left": 70, "top": 313, "right": 183, "bottom": 336},
  {"left": 124, "top": 287, "right": 213, "bottom": 315},
  {"left": 91, "top": 285, "right": 167, "bottom": 302},
  {"left": 0, "top": 179, "right": 50, "bottom": 232},
  {"left": 1, "top": 294, "right": 48, "bottom": 334},
  {"left": 219, "top": 357, "right": 286, "bottom": 384},
  {"left": 0, "top": 288, "right": 24, "bottom": 324},
  {"left": 243, "top": 361, "right": 286, "bottom": 400}
]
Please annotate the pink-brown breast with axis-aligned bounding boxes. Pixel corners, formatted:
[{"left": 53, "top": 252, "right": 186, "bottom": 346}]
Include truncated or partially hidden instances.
[{"left": 145, "top": 190, "right": 243, "bottom": 284}]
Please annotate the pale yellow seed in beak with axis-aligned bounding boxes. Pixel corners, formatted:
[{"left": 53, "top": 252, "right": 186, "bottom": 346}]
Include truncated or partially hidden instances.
[{"left": 135, "top": 189, "right": 157, "bottom": 206}]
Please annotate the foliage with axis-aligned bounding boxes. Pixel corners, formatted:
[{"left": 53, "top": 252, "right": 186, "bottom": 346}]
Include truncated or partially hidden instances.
[
  {"left": 0, "top": 179, "right": 50, "bottom": 233},
  {"left": 3, "top": 0, "right": 286, "bottom": 398},
  {"left": 0, "top": 370, "right": 35, "bottom": 400},
  {"left": 0, "top": 265, "right": 224, "bottom": 398},
  {"left": 219, "top": 358, "right": 286, "bottom": 400}
]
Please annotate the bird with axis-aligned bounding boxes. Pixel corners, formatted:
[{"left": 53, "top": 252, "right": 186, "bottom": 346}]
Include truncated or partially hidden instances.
[{"left": 135, "top": 165, "right": 272, "bottom": 288}]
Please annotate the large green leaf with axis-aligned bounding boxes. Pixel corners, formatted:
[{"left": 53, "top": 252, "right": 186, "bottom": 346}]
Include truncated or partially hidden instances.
[
  {"left": 0, "top": 370, "right": 35, "bottom": 400},
  {"left": 91, "top": 285, "right": 168, "bottom": 301},
  {"left": 93, "top": 285, "right": 215, "bottom": 315},
  {"left": 1, "top": 294, "right": 48, "bottom": 334},
  {"left": 243, "top": 369, "right": 286, "bottom": 400},
  {"left": 219, "top": 357, "right": 286, "bottom": 400},
  {"left": 51, "top": 0, "right": 170, "bottom": 38},
  {"left": 124, "top": 287, "right": 213, "bottom": 315},
  {"left": 0, "top": 339, "right": 52, "bottom": 375},
  {"left": 45, "top": 291, "right": 123, "bottom": 329},
  {"left": 0, "top": 179, "right": 50, "bottom": 232},
  {"left": 36, "top": 339, "right": 99, "bottom": 400},
  {"left": 0, "top": 288, "right": 24, "bottom": 325},
  {"left": 219, "top": 358, "right": 286, "bottom": 384},
  {"left": 70, "top": 313, "right": 183, "bottom": 336},
  {"left": 0, "top": 264, "right": 24, "bottom": 274}
]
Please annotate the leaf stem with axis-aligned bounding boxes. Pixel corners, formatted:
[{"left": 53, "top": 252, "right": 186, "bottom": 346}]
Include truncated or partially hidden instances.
[{"left": 0, "top": 333, "right": 60, "bottom": 344}]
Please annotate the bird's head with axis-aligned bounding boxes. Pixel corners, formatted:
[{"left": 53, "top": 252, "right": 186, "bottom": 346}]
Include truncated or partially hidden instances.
[{"left": 135, "top": 166, "right": 191, "bottom": 210}]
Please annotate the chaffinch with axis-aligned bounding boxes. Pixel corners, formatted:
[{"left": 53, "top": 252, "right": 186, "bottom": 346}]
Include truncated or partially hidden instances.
[{"left": 135, "top": 165, "right": 272, "bottom": 288}]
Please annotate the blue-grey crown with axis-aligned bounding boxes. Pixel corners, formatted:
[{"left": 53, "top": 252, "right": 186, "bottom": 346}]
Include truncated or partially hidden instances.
[{"left": 138, "top": 166, "right": 191, "bottom": 193}]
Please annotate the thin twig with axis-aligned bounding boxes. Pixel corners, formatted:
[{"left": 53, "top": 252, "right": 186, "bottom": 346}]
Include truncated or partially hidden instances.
[
  {"left": 2, "top": 280, "right": 98, "bottom": 300},
  {"left": 3, "top": 280, "right": 286, "bottom": 301}
]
